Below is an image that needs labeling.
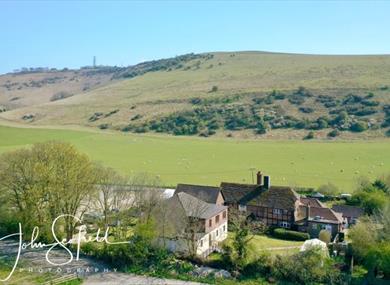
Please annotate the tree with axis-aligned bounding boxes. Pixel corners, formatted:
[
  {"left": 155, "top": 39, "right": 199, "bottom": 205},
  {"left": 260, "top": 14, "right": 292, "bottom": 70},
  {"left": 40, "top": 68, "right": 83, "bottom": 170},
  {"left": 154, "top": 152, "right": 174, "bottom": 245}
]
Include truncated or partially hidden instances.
[
  {"left": 94, "top": 166, "right": 128, "bottom": 229},
  {"left": 131, "top": 173, "right": 164, "bottom": 223},
  {"left": 317, "top": 183, "right": 340, "bottom": 196},
  {"left": 228, "top": 208, "right": 265, "bottom": 268},
  {"left": 0, "top": 142, "right": 99, "bottom": 241}
]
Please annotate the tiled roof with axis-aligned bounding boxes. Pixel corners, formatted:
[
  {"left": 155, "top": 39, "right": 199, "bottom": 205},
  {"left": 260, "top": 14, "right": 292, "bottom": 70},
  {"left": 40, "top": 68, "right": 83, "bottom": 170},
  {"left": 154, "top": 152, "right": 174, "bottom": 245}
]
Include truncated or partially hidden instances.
[
  {"left": 220, "top": 182, "right": 261, "bottom": 204},
  {"left": 300, "top": 197, "right": 325, "bottom": 208},
  {"left": 331, "top": 205, "right": 364, "bottom": 218},
  {"left": 309, "top": 207, "right": 343, "bottom": 224},
  {"left": 175, "top": 192, "right": 227, "bottom": 219},
  {"left": 248, "top": 186, "right": 300, "bottom": 211},
  {"left": 175, "top": 183, "right": 221, "bottom": 204}
]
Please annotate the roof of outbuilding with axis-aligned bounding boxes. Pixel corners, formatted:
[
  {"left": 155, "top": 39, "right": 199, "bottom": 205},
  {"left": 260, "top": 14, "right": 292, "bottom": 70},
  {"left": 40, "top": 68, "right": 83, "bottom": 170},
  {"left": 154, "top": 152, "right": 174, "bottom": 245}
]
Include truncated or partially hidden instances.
[
  {"left": 331, "top": 205, "right": 364, "bottom": 218},
  {"left": 308, "top": 207, "right": 343, "bottom": 224},
  {"left": 175, "top": 183, "right": 221, "bottom": 204}
]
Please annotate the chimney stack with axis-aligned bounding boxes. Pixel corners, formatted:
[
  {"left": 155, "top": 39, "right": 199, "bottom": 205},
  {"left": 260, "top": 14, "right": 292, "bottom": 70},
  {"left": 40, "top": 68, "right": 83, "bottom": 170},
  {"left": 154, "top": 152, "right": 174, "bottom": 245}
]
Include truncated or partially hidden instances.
[
  {"left": 256, "top": 171, "right": 263, "bottom": 185},
  {"left": 264, "top": 175, "right": 271, "bottom": 189},
  {"left": 306, "top": 205, "right": 311, "bottom": 225}
]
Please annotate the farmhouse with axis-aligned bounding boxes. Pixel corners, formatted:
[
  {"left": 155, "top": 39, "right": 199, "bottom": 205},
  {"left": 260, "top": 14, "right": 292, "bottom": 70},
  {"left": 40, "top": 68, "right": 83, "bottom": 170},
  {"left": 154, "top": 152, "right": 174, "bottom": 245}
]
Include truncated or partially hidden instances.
[
  {"left": 173, "top": 172, "right": 343, "bottom": 239},
  {"left": 157, "top": 192, "right": 228, "bottom": 257},
  {"left": 220, "top": 172, "right": 343, "bottom": 238}
]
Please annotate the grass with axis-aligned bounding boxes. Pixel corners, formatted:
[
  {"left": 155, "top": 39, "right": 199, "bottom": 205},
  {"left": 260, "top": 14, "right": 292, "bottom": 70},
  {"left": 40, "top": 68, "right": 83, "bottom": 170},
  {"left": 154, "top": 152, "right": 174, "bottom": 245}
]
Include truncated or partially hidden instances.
[
  {"left": 248, "top": 235, "right": 303, "bottom": 258},
  {"left": 224, "top": 233, "right": 303, "bottom": 261},
  {"left": 0, "top": 261, "right": 53, "bottom": 285},
  {"left": 0, "top": 125, "right": 389, "bottom": 192},
  {"left": 1, "top": 51, "right": 390, "bottom": 136}
]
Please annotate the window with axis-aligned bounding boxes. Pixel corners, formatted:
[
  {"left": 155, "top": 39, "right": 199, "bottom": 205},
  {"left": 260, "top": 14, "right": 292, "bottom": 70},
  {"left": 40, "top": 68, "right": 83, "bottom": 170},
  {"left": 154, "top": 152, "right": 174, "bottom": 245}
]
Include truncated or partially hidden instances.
[
  {"left": 216, "top": 215, "right": 220, "bottom": 223},
  {"left": 216, "top": 230, "right": 219, "bottom": 237},
  {"left": 239, "top": 204, "right": 247, "bottom": 212},
  {"left": 280, "top": 221, "right": 290, "bottom": 228},
  {"left": 223, "top": 225, "right": 226, "bottom": 232},
  {"left": 273, "top": 209, "right": 282, "bottom": 215},
  {"left": 223, "top": 211, "right": 227, "bottom": 219},
  {"left": 209, "top": 219, "right": 212, "bottom": 227},
  {"left": 200, "top": 239, "right": 203, "bottom": 247}
]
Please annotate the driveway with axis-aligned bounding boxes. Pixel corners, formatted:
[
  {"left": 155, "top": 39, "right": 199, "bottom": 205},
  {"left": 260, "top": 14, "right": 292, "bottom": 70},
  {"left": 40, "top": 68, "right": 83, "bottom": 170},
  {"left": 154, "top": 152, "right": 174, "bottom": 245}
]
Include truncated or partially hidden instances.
[
  {"left": 84, "top": 272, "right": 205, "bottom": 285},
  {"left": 0, "top": 240, "right": 205, "bottom": 284}
]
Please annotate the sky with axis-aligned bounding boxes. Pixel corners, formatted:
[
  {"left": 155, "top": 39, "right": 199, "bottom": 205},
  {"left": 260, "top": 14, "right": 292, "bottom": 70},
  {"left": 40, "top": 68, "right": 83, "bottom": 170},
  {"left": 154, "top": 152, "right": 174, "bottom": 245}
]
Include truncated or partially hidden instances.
[{"left": 1, "top": 0, "right": 390, "bottom": 74}]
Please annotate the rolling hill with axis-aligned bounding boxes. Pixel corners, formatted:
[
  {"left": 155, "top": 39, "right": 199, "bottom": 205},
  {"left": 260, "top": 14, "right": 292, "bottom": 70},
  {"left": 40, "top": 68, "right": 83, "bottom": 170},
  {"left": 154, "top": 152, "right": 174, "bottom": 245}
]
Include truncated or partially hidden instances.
[{"left": 1, "top": 51, "right": 390, "bottom": 139}]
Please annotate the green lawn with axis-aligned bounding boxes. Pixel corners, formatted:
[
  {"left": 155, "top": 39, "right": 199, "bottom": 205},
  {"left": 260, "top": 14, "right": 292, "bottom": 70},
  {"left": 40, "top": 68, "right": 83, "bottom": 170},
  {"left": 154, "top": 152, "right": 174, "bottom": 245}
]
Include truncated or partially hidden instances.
[
  {"left": 248, "top": 235, "right": 303, "bottom": 258},
  {"left": 224, "top": 234, "right": 303, "bottom": 260},
  {"left": 0, "top": 125, "right": 389, "bottom": 191}
]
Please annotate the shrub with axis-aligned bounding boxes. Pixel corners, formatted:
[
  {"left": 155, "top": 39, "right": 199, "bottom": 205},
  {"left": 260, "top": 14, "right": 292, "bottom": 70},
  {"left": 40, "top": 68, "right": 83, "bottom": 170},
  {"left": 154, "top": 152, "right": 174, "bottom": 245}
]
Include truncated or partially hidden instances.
[
  {"left": 50, "top": 91, "right": 73, "bottom": 101},
  {"left": 273, "top": 248, "right": 343, "bottom": 284},
  {"left": 299, "top": 107, "right": 314, "bottom": 113},
  {"left": 303, "top": 131, "right": 315, "bottom": 140},
  {"left": 350, "top": 121, "right": 368, "bottom": 132},
  {"left": 210, "top": 85, "right": 218, "bottom": 93},
  {"left": 98, "top": 123, "right": 110, "bottom": 130},
  {"left": 386, "top": 129, "right": 390, "bottom": 137},
  {"left": 317, "top": 183, "right": 340, "bottom": 196},
  {"left": 242, "top": 251, "right": 273, "bottom": 277},
  {"left": 327, "top": 129, "right": 340, "bottom": 138},
  {"left": 319, "top": 230, "right": 331, "bottom": 244},
  {"left": 272, "top": 228, "right": 309, "bottom": 241}
]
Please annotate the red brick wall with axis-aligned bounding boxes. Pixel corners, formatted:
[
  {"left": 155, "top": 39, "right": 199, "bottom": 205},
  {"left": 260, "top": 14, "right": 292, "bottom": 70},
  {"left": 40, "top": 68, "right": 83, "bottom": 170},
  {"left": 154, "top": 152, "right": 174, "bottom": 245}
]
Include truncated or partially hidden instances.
[{"left": 205, "top": 209, "right": 228, "bottom": 233}]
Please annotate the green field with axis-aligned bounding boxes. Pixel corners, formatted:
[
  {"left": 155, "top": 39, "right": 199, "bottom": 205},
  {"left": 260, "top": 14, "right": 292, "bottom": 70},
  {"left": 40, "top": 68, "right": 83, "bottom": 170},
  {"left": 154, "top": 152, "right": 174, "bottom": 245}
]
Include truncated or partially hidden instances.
[{"left": 0, "top": 125, "right": 389, "bottom": 191}]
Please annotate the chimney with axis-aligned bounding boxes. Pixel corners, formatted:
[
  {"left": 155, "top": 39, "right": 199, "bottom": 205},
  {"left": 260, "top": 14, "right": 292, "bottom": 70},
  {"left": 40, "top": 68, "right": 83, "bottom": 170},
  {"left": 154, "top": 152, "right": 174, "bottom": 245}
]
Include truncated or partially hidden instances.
[
  {"left": 256, "top": 171, "right": 263, "bottom": 185},
  {"left": 264, "top": 175, "right": 271, "bottom": 189},
  {"left": 306, "top": 205, "right": 311, "bottom": 225}
]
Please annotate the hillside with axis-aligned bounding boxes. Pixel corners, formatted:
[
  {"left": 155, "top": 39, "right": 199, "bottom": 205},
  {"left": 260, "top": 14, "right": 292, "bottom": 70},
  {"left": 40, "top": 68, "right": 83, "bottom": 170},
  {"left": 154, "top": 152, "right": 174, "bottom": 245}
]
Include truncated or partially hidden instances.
[{"left": 1, "top": 51, "right": 390, "bottom": 139}]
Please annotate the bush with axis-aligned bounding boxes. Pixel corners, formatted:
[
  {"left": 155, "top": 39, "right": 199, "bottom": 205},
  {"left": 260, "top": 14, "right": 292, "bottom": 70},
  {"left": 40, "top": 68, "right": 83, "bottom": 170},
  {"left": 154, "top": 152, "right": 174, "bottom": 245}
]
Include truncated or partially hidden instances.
[
  {"left": 273, "top": 248, "right": 344, "bottom": 284},
  {"left": 210, "top": 85, "right": 218, "bottom": 93},
  {"left": 272, "top": 228, "right": 309, "bottom": 241},
  {"left": 50, "top": 91, "right": 73, "bottom": 101},
  {"left": 350, "top": 121, "right": 368, "bottom": 132},
  {"left": 319, "top": 230, "right": 331, "bottom": 244},
  {"left": 242, "top": 251, "right": 273, "bottom": 278},
  {"left": 327, "top": 129, "right": 340, "bottom": 138},
  {"left": 386, "top": 129, "right": 390, "bottom": 137},
  {"left": 303, "top": 131, "right": 315, "bottom": 140},
  {"left": 317, "top": 183, "right": 340, "bottom": 196},
  {"left": 299, "top": 107, "right": 314, "bottom": 113}
]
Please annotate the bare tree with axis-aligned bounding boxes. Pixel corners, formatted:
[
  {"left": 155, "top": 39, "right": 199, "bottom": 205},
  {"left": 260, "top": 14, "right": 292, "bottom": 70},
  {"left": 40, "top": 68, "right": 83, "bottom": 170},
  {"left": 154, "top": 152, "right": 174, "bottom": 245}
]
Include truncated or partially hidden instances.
[
  {"left": 94, "top": 166, "right": 127, "bottom": 229},
  {"left": 131, "top": 173, "right": 164, "bottom": 223}
]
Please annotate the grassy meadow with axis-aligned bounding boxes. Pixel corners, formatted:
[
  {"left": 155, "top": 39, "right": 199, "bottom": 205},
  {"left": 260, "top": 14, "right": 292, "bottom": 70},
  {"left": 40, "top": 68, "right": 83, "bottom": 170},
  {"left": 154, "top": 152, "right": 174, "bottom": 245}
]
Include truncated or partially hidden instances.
[{"left": 0, "top": 125, "right": 389, "bottom": 192}]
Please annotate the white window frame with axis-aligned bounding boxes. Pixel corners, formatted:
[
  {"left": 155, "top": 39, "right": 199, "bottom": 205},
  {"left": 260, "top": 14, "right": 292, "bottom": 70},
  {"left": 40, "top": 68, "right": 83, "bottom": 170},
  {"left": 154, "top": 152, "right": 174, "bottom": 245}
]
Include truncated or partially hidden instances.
[
  {"left": 280, "top": 221, "right": 290, "bottom": 228},
  {"left": 273, "top": 208, "right": 282, "bottom": 215}
]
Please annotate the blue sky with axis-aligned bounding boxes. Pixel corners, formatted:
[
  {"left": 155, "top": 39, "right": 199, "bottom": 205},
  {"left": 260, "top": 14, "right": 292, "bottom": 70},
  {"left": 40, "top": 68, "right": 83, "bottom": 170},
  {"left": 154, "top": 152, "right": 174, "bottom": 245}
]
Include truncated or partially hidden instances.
[{"left": 1, "top": 1, "right": 389, "bottom": 74}]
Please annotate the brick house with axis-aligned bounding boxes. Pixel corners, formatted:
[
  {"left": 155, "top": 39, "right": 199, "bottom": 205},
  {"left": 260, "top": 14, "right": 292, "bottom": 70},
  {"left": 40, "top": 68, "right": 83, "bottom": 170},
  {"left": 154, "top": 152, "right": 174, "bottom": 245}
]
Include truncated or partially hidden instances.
[
  {"left": 157, "top": 192, "right": 228, "bottom": 257},
  {"left": 220, "top": 172, "right": 343, "bottom": 238}
]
